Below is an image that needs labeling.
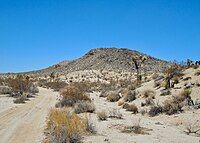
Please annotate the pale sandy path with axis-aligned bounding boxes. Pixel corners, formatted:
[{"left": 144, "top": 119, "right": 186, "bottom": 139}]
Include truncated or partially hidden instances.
[{"left": 0, "top": 87, "right": 58, "bottom": 143}]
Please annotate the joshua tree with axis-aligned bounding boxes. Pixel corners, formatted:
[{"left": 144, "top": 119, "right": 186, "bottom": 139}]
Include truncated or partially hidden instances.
[
  {"left": 187, "top": 59, "right": 193, "bottom": 68},
  {"left": 132, "top": 55, "right": 147, "bottom": 83},
  {"left": 50, "top": 72, "right": 56, "bottom": 82}
]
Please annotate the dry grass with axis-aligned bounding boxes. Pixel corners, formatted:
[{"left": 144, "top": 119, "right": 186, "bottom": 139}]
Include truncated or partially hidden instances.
[{"left": 46, "top": 108, "right": 86, "bottom": 143}]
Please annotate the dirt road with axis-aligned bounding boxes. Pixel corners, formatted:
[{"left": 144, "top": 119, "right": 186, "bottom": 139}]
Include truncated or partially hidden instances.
[{"left": 0, "top": 88, "right": 58, "bottom": 143}]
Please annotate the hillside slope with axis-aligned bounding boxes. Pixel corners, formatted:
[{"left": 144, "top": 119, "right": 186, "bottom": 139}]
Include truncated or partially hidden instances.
[{"left": 30, "top": 48, "right": 171, "bottom": 75}]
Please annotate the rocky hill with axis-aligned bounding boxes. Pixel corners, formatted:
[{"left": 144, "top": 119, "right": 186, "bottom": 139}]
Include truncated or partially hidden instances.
[{"left": 29, "top": 48, "right": 171, "bottom": 76}]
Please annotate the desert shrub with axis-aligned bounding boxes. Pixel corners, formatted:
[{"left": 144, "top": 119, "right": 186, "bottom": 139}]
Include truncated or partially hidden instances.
[
  {"left": 13, "top": 95, "right": 27, "bottom": 104},
  {"left": 74, "top": 101, "right": 95, "bottom": 114},
  {"left": 142, "top": 90, "right": 155, "bottom": 99},
  {"left": 46, "top": 109, "right": 86, "bottom": 143},
  {"left": 123, "top": 103, "right": 138, "bottom": 114},
  {"left": 192, "top": 65, "right": 199, "bottom": 69},
  {"left": 148, "top": 105, "right": 163, "bottom": 117},
  {"left": 0, "top": 86, "right": 12, "bottom": 94},
  {"left": 140, "top": 109, "right": 147, "bottom": 115},
  {"left": 122, "top": 119, "right": 151, "bottom": 135},
  {"left": 151, "top": 73, "right": 159, "bottom": 80},
  {"left": 108, "top": 109, "right": 123, "bottom": 119},
  {"left": 57, "top": 85, "right": 91, "bottom": 107},
  {"left": 38, "top": 80, "right": 67, "bottom": 91},
  {"left": 183, "top": 77, "right": 192, "bottom": 81},
  {"left": 160, "top": 89, "right": 171, "bottom": 96},
  {"left": 97, "top": 111, "right": 108, "bottom": 121},
  {"left": 162, "top": 100, "right": 182, "bottom": 115},
  {"left": 173, "top": 76, "right": 179, "bottom": 84},
  {"left": 6, "top": 77, "right": 36, "bottom": 94},
  {"left": 85, "top": 116, "right": 97, "bottom": 134},
  {"left": 118, "top": 100, "right": 125, "bottom": 106},
  {"left": 154, "top": 80, "right": 161, "bottom": 88},
  {"left": 123, "top": 90, "right": 136, "bottom": 102},
  {"left": 194, "top": 71, "right": 200, "bottom": 76},
  {"left": 161, "top": 89, "right": 192, "bottom": 115},
  {"left": 141, "top": 98, "right": 155, "bottom": 107},
  {"left": 107, "top": 91, "right": 121, "bottom": 102}
]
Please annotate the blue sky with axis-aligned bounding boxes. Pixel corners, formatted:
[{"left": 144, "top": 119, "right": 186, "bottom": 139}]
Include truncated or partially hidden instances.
[{"left": 0, "top": 0, "right": 200, "bottom": 73}]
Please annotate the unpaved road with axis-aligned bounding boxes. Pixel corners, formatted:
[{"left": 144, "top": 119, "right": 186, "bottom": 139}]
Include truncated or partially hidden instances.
[{"left": 0, "top": 87, "right": 58, "bottom": 143}]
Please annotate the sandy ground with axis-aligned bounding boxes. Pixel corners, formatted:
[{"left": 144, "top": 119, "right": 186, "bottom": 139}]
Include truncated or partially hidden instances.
[
  {"left": 0, "top": 87, "right": 58, "bottom": 143},
  {"left": 83, "top": 68, "right": 200, "bottom": 143},
  {"left": 83, "top": 92, "right": 200, "bottom": 143}
]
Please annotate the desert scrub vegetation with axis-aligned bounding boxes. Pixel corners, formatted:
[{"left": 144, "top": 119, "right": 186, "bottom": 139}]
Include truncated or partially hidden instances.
[
  {"left": 56, "top": 84, "right": 91, "bottom": 108},
  {"left": 123, "top": 90, "right": 136, "bottom": 102},
  {"left": 123, "top": 103, "right": 138, "bottom": 114},
  {"left": 122, "top": 119, "right": 151, "bottom": 135},
  {"left": 74, "top": 101, "right": 95, "bottom": 114},
  {"left": 107, "top": 91, "right": 121, "bottom": 102},
  {"left": 142, "top": 89, "right": 155, "bottom": 99},
  {"left": 97, "top": 111, "right": 108, "bottom": 121},
  {"left": 108, "top": 109, "right": 123, "bottom": 119},
  {"left": 46, "top": 109, "right": 87, "bottom": 143},
  {"left": 162, "top": 89, "right": 193, "bottom": 115},
  {"left": 38, "top": 80, "right": 67, "bottom": 91}
]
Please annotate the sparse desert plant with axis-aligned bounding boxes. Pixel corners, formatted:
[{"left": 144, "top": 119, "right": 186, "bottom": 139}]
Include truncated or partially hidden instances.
[
  {"left": 183, "top": 77, "right": 192, "bottom": 81},
  {"left": 46, "top": 109, "right": 86, "bottom": 143},
  {"left": 142, "top": 90, "right": 155, "bottom": 99},
  {"left": 74, "top": 101, "right": 95, "bottom": 114},
  {"left": 162, "top": 99, "right": 182, "bottom": 115},
  {"left": 151, "top": 73, "right": 159, "bottom": 80},
  {"left": 13, "top": 95, "right": 27, "bottom": 104},
  {"left": 107, "top": 91, "right": 121, "bottom": 102},
  {"left": 118, "top": 100, "right": 125, "bottom": 106},
  {"left": 148, "top": 105, "right": 163, "bottom": 117},
  {"left": 192, "top": 65, "right": 199, "bottom": 69},
  {"left": 173, "top": 76, "right": 179, "bottom": 84},
  {"left": 85, "top": 115, "right": 97, "bottom": 134},
  {"left": 140, "top": 109, "right": 147, "bottom": 115},
  {"left": 108, "top": 109, "right": 123, "bottom": 119},
  {"left": 97, "top": 111, "right": 108, "bottom": 121},
  {"left": 122, "top": 118, "right": 151, "bottom": 135},
  {"left": 194, "top": 71, "right": 200, "bottom": 76},
  {"left": 184, "top": 121, "right": 200, "bottom": 137},
  {"left": 123, "top": 103, "right": 138, "bottom": 114},
  {"left": 141, "top": 97, "right": 155, "bottom": 107},
  {"left": 0, "top": 86, "right": 12, "bottom": 94},
  {"left": 123, "top": 90, "right": 136, "bottom": 102},
  {"left": 57, "top": 85, "right": 91, "bottom": 107}
]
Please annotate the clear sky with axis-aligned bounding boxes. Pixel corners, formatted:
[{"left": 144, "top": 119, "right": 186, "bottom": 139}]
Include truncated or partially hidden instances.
[{"left": 0, "top": 0, "right": 200, "bottom": 73}]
